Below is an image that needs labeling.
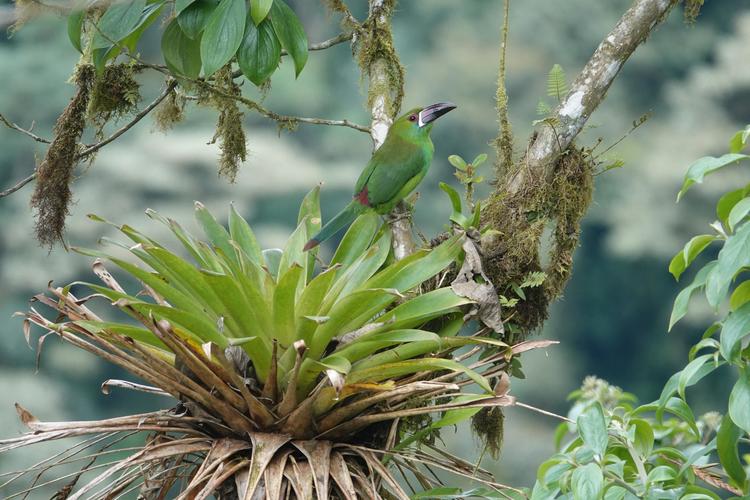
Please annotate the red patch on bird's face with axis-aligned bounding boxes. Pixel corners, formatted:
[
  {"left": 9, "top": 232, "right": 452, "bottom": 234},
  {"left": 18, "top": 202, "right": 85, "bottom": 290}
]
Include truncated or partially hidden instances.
[{"left": 355, "top": 187, "right": 370, "bottom": 206}]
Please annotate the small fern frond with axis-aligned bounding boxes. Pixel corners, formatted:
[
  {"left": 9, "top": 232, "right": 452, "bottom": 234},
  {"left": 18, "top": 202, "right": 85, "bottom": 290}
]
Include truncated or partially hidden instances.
[
  {"left": 547, "top": 64, "right": 568, "bottom": 102},
  {"left": 536, "top": 100, "right": 552, "bottom": 116}
]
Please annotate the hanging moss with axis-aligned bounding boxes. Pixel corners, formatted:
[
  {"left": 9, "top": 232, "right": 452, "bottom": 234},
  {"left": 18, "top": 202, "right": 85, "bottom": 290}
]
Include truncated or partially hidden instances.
[
  {"left": 30, "top": 64, "right": 95, "bottom": 247},
  {"left": 88, "top": 64, "right": 141, "bottom": 136},
  {"left": 683, "top": 0, "right": 704, "bottom": 24},
  {"left": 154, "top": 88, "right": 186, "bottom": 133},
  {"left": 212, "top": 67, "right": 247, "bottom": 183},
  {"left": 472, "top": 407, "right": 504, "bottom": 460}
]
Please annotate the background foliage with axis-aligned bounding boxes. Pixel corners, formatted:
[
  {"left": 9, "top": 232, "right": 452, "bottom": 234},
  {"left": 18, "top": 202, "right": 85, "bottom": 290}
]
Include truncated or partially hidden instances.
[{"left": 1, "top": 0, "right": 750, "bottom": 493}]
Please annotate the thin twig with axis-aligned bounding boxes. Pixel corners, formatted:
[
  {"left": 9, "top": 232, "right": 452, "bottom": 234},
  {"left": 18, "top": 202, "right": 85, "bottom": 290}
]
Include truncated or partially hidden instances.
[
  {"left": 513, "top": 401, "right": 574, "bottom": 423},
  {"left": 0, "top": 174, "right": 36, "bottom": 198},
  {"left": 0, "top": 113, "right": 50, "bottom": 144},
  {"left": 230, "top": 32, "right": 355, "bottom": 78},
  {"left": 195, "top": 81, "right": 370, "bottom": 133}
]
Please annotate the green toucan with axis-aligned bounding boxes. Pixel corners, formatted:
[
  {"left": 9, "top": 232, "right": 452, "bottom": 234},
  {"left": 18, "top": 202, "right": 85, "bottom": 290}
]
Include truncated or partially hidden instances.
[{"left": 304, "top": 102, "right": 456, "bottom": 251}]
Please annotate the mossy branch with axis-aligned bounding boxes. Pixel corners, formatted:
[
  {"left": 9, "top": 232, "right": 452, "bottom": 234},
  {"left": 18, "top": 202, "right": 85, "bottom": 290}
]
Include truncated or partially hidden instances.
[
  {"left": 361, "top": 0, "right": 411, "bottom": 260},
  {"left": 482, "top": 0, "right": 680, "bottom": 334},
  {"left": 510, "top": 0, "right": 679, "bottom": 197}
]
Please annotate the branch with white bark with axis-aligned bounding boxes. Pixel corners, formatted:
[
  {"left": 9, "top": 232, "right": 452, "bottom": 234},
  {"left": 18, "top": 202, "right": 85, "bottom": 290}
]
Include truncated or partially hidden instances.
[
  {"left": 508, "top": 0, "right": 678, "bottom": 195},
  {"left": 365, "top": 0, "right": 414, "bottom": 261}
]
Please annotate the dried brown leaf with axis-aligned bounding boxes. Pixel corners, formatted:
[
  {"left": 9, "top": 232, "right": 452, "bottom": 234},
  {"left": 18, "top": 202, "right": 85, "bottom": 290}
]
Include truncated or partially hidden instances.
[
  {"left": 511, "top": 339, "right": 559, "bottom": 355},
  {"left": 292, "top": 440, "right": 332, "bottom": 500},
  {"left": 451, "top": 239, "right": 504, "bottom": 333}
]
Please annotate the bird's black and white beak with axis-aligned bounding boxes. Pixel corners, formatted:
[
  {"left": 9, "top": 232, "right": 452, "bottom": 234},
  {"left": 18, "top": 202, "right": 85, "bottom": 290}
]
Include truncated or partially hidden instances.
[{"left": 418, "top": 102, "right": 457, "bottom": 127}]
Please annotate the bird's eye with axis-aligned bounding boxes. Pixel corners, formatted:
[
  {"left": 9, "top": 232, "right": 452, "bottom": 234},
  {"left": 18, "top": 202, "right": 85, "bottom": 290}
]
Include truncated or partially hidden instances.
[{"left": 409, "top": 114, "right": 417, "bottom": 122}]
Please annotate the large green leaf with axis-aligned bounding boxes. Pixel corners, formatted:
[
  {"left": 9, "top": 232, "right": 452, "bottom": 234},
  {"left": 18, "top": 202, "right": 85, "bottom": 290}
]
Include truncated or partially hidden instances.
[
  {"left": 298, "top": 186, "right": 321, "bottom": 281},
  {"left": 729, "top": 280, "right": 750, "bottom": 311},
  {"left": 92, "top": 0, "right": 147, "bottom": 50},
  {"left": 307, "top": 288, "right": 401, "bottom": 360},
  {"left": 178, "top": 0, "right": 218, "bottom": 40},
  {"left": 334, "top": 329, "right": 441, "bottom": 364},
  {"left": 295, "top": 265, "right": 339, "bottom": 343},
  {"left": 720, "top": 301, "right": 750, "bottom": 363},
  {"left": 571, "top": 463, "right": 603, "bottom": 500},
  {"left": 273, "top": 264, "right": 303, "bottom": 347},
  {"left": 348, "top": 358, "right": 492, "bottom": 393},
  {"left": 327, "top": 231, "right": 391, "bottom": 304},
  {"left": 330, "top": 213, "right": 381, "bottom": 270},
  {"left": 75, "top": 320, "right": 168, "bottom": 351},
  {"left": 577, "top": 403, "right": 608, "bottom": 458},
  {"left": 677, "top": 154, "right": 750, "bottom": 201},
  {"left": 200, "top": 0, "right": 246, "bottom": 77},
  {"left": 668, "top": 234, "right": 716, "bottom": 281},
  {"left": 657, "top": 361, "right": 722, "bottom": 410},
  {"left": 269, "top": 0, "right": 308, "bottom": 76},
  {"left": 717, "top": 185, "right": 750, "bottom": 224},
  {"left": 668, "top": 261, "right": 716, "bottom": 331},
  {"left": 237, "top": 17, "right": 281, "bottom": 86},
  {"left": 705, "top": 222, "right": 750, "bottom": 307},
  {"left": 365, "top": 234, "right": 464, "bottom": 293},
  {"left": 250, "top": 0, "right": 273, "bottom": 25},
  {"left": 728, "top": 197, "right": 750, "bottom": 231},
  {"left": 162, "top": 18, "right": 202, "bottom": 78},
  {"left": 67, "top": 11, "right": 85, "bottom": 53},
  {"left": 716, "top": 414, "right": 747, "bottom": 490},
  {"left": 277, "top": 217, "right": 308, "bottom": 284},
  {"left": 371, "top": 288, "right": 472, "bottom": 332},
  {"left": 678, "top": 354, "right": 717, "bottom": 400},
  {"left": 176, "top": 0, "right": 197, "bottom": 14},
  {"left": 195, "top": 202, "right": 237, "bottom": 265},
  {"left": 142, "top": 246, "right": 225, "bottom": 314},
  {"left": 228, "top": 204, "right": 263, "bottom": 265},
  {"left": 728, "top": 367, "right": 750, "bottom": 434}
]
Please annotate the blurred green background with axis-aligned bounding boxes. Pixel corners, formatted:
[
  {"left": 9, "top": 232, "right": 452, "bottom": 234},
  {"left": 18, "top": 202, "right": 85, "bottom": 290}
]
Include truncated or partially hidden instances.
[{"left": 1, "top": 0, "right": 749, "bottom": 492}]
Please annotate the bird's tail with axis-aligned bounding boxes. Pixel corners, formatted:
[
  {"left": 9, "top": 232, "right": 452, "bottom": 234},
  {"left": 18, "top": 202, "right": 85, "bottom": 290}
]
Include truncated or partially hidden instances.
[{"left": 304, "top": 200, "right": 367, "bottom": 251}]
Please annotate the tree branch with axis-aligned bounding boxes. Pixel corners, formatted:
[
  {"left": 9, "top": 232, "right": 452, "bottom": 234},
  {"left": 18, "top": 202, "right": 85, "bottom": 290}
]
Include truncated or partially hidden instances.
[
  {"left": 482, "top": 0, "right": 679, "bottom": 333},
  {"left": 508, "top": 0, "right": 678, "bottom": 195},
  {"left": 365, "top": 0, "right": 414, "bottom": 260},
  {"left": 0, "top": 113, "right": 50, "bottom": 144},
  {"left": 0, "top": 173, "right": 36, "bottom": 198},
  {"left": 76, "top": 79, "right": 177, "bottom": 158},
  {"left": 0, "top": 80, "right": 177, "bottom": 199}
]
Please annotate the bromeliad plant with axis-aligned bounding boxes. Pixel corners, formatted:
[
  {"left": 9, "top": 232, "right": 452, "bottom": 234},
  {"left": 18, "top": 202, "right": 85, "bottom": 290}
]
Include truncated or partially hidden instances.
[{"left": 7, "top": 186, "right": 523, "bottom": 499}]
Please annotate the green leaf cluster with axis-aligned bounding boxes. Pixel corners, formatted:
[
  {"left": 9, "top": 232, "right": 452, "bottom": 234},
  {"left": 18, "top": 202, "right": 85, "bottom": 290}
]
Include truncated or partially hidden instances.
[
  {"left": 533, "top": 377, "right": 731, "bottom": 500},
  {"left": 534, "top": 125, "right": 750, "bottom": 499},
  {"left": 68, "top": 0, "right": 308, "bottom": 84}
]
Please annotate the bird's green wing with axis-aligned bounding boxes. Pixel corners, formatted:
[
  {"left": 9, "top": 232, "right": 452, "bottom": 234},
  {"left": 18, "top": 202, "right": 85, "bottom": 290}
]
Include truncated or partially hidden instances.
[{"left": 354, "top": 136, "right": 427, "bottom": 209}]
